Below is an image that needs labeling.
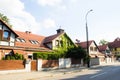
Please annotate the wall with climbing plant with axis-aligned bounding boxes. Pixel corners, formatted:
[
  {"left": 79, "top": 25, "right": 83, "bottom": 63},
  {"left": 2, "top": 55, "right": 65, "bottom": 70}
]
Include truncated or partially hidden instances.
[{"left": 53, "top": 33, "right": 75, "bottom": 51}]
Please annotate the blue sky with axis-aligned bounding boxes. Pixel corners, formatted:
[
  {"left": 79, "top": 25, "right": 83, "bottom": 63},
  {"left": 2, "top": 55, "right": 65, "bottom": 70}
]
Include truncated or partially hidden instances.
[{"left": 0, "top": 0, "right": 120, "bottom": 44}]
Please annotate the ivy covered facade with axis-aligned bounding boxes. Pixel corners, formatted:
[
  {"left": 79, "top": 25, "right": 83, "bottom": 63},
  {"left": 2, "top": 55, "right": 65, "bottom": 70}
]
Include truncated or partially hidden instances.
[{"left": 44, "top": 29, "right": 76, "bottom": 51}]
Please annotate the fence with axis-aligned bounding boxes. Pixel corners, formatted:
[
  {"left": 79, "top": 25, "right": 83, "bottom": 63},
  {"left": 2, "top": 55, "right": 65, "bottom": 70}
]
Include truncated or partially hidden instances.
[
  {"left": 0, "top": 57, "right": 113, "bottom": 74},
  {"left": 0, "top": 60, "right": 24, "bottom": 70},
  {"left": 42, "top": 60, "right": 59, "bottom": 68},
  {"left": 0, "top": 60, "right": 31, "bottom": 74}
]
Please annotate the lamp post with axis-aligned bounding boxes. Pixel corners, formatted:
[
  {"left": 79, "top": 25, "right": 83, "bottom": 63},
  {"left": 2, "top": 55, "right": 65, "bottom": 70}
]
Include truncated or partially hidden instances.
[{"left": 85, "top": 9, "right": 93, "bottom": 68}]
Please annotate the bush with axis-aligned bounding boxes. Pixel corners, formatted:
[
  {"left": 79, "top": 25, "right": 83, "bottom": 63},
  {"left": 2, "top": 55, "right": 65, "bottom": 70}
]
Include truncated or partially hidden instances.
[
  {"left": 33, "top": 52, "right": 60, "bottom": 60},
  {"left": 65, "top": 46, "right": 87, "bottom": 59},
  {"left": 2, "top": 53, "right": 24, "bottom": 60}
]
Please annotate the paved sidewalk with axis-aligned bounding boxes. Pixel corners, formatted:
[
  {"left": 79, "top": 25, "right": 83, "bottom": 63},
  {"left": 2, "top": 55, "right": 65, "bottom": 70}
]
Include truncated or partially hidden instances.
[
  {"left": 0, "top": 67, "right": 88, "bottom": 80},
  {"left": 0, "top": 62, "right": 119, "bottom": 80}
]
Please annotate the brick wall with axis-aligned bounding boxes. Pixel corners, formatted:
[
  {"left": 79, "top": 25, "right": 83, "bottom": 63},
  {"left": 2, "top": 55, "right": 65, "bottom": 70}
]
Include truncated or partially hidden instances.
[
  {"left": 42, "top": 60, "right": 59, "bottom": 68},
  {"left": 0, "top": 60, "right": 25, "bottom": 70}
]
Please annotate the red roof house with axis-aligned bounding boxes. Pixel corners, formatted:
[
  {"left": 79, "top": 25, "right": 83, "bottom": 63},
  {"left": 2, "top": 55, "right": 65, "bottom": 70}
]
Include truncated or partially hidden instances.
[{"left": 76, "top": 40, "right": 105, "bottom": 58}]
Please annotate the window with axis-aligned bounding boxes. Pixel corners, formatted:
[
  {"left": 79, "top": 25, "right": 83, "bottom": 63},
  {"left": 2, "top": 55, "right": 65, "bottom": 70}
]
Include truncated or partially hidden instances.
[
  {"left": 60, "top": 40, "right": 63, "bottom": 47},
  {"left": 29, "top": 40, "right": 39, "bottom": 44},
  {"left": 67, "top": 41, "right": 70, "bottom": 46},
  {"left": 3, "top": 30, "right": 10, "bottom": 41},
  {"left": 106, "top": 50, "right": 110, "bottom": 53},
  {"left": 55, "top": 40, "right": 59, "bottom": 47},
  {"left": 16, "top": 38, "right": 26, "bottom": 43},
  {"left": 94, "top": 47, "right": 97, "bottom": 51},
  {"left": 16, "top": 38, "right": 20, "bottom": 42},
  {"left": 90, "top": 47, "right": 93, "bottom": 51},
  {"left": 28, "top": 54, "right": 33, "bottom": 59},
  {"left": 21, "top": 39, "right": 26, "bottom": 42}
]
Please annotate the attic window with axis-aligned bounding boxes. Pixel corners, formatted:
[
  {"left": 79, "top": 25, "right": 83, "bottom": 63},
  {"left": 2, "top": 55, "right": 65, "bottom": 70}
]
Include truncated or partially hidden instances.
[
  {"left": 16, "top": 38, "right": 26, "bottom": 43},
  {"left": 29, "top": 40, "right": 39, "bottom": 44}
]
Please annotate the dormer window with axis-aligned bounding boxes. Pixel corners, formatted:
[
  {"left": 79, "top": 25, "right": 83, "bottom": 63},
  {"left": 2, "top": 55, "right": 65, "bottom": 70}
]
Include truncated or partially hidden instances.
[
  {"left": 3, "top": 30, "right": 10, "bottom": 41},
  {"left": 29, "top": 40, "right": 39, "bottom": 44}
]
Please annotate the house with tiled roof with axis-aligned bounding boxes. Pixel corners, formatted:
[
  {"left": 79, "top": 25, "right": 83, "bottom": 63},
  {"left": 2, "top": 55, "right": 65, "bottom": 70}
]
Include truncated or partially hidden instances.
[
  {"left": 0, "top": 19, "right": 75, "bottom": 60},
  {"left": 43, "top": 29, "right": 75, "bottom": 50},
  {"left": 76, "top": 40, "right": 105, "bottom": 58},
  {"left": 98, "top": 45, "right": 111, "bottom": 56},
  {"left": 108, "top": 37, "right": 120, "bottom": 56}
]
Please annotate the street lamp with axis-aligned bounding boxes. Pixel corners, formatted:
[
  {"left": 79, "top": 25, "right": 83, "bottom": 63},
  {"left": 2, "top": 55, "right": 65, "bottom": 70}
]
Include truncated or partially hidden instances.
[{"left": 85, "top": 9, "right": 93, "bottom": 68}]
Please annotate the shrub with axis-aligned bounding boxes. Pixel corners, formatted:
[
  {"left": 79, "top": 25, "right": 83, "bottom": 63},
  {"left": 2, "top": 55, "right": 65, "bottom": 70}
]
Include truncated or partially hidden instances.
[
  {"left": 2, "top": 53, "right": 24, "bottom": 60},
  {"left": 33, "top": 52, "right": 60, "bottom": 60},
  {"left": 65, "top": 46, "right": 87, "bottom": 59}
]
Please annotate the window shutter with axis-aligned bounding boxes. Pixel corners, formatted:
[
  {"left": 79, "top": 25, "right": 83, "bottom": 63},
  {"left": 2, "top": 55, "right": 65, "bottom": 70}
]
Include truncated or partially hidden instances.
[{"left": 0, "top": 30, "right": 3, "bottom": 40}]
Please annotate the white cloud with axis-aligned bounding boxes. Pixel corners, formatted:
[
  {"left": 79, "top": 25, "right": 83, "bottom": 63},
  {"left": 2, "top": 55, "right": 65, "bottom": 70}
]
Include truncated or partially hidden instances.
[
  {"left": 37, "top": 0, "right": 62, "bottom": 6},
  {"left": 41, "top": 18, "right": 56, "bottom": 28},
  {"left": 70, "top": 0, "right": 78, "bottom": 3},
  {"left": 0, "top": 0, "right": 40, "bottom": 34}
]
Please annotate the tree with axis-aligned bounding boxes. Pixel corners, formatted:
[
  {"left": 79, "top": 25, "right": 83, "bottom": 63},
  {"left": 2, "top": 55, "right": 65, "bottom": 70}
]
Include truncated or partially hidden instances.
[
  {"left": 65, "top": 46, "right": 87, "bottom": 59},
  {"left": 0, "top": 13, "right": 12, "bottom": 28},
  {"left": 99, "top": 39, "right": 108, "bottom": 45}
]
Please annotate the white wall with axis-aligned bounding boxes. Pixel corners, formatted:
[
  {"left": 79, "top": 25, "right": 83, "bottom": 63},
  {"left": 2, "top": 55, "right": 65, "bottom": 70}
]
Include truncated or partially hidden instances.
[
  {"left": 0, "top": 24, "right": 16, "bottom": 46},
  {"left": 90, "top": 58, "right": 100, "bottom": 66},
  {"left": 89, "top": 42, "right": 98, "bottom": 54}
]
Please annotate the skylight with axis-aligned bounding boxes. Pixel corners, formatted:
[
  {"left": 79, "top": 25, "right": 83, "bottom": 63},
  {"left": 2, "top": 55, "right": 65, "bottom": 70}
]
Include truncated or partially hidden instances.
[
  {"left": 29, "top": 40, "right": 39, "bottom": 44},
  {"left": 16, "top": 38, "right": 26, "bottom": 43}
]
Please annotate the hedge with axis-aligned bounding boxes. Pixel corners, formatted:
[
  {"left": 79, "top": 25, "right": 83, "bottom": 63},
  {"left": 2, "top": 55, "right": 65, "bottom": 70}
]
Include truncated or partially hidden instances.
[{"left": 33, "top": 52, "right": 61, "bottom": 60}]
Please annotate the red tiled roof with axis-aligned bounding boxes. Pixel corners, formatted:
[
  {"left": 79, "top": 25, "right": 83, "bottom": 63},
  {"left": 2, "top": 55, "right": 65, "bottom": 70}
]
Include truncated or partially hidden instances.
[
  {"left": 15, "top": 31, "right": 46, "bottom": 48},
  {"left": 108, "top": 37, "right": 120, "bottom": 48},
  {"left": 43, "top": 32, "right": 64, "bottom": 43},
  {"left": 98, "top": 45, "right": 107, "bottom": 52},
  {"left": 76, "top": 40, "right": 94, "bottom": 49}
]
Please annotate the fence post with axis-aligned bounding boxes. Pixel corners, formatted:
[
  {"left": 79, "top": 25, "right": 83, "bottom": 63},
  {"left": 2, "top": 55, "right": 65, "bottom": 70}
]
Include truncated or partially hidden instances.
[
  {"left": 59, "top": 58, "right": 64, "bottom": 68},
  {"left": 65, "top": 58, "right": 71, "bottom": 68},
  {"left": 25, "top": 59, "right": 31, "bottom": 72},
  {"left": 81, "top": 59, "right": 84, "bottom": 67},
  {"left": 37, "top": 59, "right": 42, "bottom": 71}
]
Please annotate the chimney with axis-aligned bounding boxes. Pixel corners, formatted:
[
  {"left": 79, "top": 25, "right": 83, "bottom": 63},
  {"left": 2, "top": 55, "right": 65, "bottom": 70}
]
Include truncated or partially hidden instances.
[
  {"left": 25, "top": 31, "right": 31, "bottom": 34},
  {"left": 56, "top": 29, "right": 64, "bottom": 34}
]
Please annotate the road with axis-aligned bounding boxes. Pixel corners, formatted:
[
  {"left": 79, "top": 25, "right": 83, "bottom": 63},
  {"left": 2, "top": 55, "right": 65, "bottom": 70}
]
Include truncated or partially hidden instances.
[{"left": 38, "top": 63, "right": 120, "bottom": 80}]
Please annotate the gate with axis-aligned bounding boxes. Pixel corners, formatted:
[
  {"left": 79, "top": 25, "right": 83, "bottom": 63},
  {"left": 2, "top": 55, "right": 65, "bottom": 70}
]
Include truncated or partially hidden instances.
[{"left": 31, "top": 60, "right": 37, "bottom": 71}]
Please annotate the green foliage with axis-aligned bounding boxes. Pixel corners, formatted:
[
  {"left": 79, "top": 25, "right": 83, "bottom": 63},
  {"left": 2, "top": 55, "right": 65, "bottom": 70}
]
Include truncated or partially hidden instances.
[
  {"left": 99, "top": 39, "right": 108, "bottom": 45},
  {"left": 2, "top": 53, "right": 24, "bottom": 60},
  {"left": 33, "top": 44, "right": 87, "bottom": 60},
  {"left": 53, "top": 33, "right": 75, "bottom": 51},
  {"left": 65, "top": 46, "right": 87, "bottom": 59},
  {"left": 83, "top": 55, "right": 90, "bottom": 64},
  {"left": 33, "top": 51, "right": 64, "bottom": 60},
  {"left": 115, "top": 54, "right": 120, "bottom": 59},
  {"left": 0, "top": 13, "right": 12, "bottom": 28},
  {"left": 0, "top": 13, "right": 9, "bottom": 23}
]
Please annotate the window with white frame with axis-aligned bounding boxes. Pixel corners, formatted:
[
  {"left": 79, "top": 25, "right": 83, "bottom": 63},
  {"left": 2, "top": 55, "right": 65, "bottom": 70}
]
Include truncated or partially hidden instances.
[
  {"left": 16, "top": 38, "right": 26, "bottom": 43},
  {"left": 29, "top": 40, "right": 39, "bottom": 44}
]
